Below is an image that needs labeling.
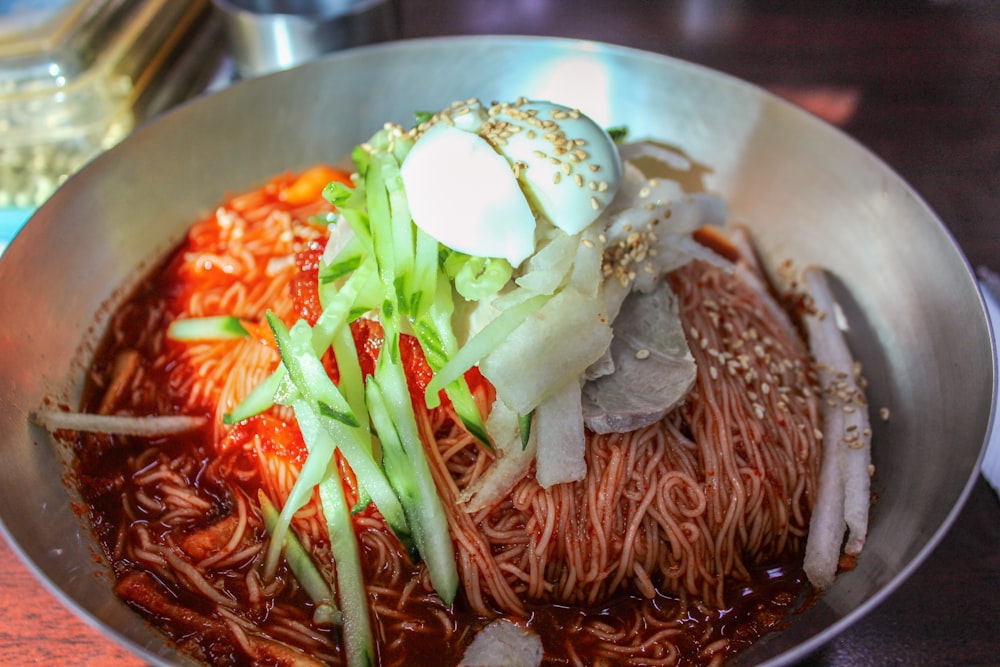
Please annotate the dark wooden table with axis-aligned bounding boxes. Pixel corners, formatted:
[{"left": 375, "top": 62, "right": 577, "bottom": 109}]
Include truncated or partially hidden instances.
[{"left": 2, "top": 0, "right": 998, "bottom": 664}]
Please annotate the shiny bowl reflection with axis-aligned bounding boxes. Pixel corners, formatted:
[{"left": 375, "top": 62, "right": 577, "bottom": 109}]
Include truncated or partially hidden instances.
[{"left": 0, "top": 36, "right": 992, "bottom": 666}]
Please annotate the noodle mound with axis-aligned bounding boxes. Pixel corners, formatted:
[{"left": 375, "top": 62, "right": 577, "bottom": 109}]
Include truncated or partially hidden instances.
[
  {"left": 428, "top": 260, "right": 821, "bottom": 615},
  {"left": 73, "top": 169, "right": 823, "bottom": 667}
]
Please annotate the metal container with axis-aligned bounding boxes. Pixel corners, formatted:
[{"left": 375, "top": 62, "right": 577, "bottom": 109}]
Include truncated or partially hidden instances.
[
  {"left": 212, "top": 0, "right": 397, "bottom": 78},
  {"left": 0, "top": 36, "right": 993, "bottom": 666}
]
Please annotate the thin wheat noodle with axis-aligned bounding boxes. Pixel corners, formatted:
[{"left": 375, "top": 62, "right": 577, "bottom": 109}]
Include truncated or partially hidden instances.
[{"left": 71, "top": 168, "right": 828, "bottom": 667}]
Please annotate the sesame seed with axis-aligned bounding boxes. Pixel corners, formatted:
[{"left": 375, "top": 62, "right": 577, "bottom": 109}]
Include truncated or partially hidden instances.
[
  {"left": 552, "top": 172, "right": 562, "bottom": 184},
  {"left": 635, "top": 349, "right": 651, "bottom": 360},
  {"left": 574, "top": 174, "right": 585, "bottom": 187},
  {"left": 581, "top": 238, "right": 594, "bottom": 248}
]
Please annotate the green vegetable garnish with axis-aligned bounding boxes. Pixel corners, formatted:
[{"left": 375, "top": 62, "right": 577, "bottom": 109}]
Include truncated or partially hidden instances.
[
  {"left": 607, "top": 124, "right": 629, "bottom": 143},
  {"left": 167, "top": 315, "right": 249, "bottom": 341},
  {"left": 258, "top": 491, "right": 341, "bottom": 627}
]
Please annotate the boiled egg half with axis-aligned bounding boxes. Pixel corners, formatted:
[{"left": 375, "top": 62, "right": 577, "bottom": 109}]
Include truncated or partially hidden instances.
[{"left": 400, "top": 98, "right": 622, "bottom": 267}]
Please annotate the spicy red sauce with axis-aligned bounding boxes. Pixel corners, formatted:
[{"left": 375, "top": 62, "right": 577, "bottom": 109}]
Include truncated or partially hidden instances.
[{"left": 70, "top": 168, "right": 814, "bottom": 667}]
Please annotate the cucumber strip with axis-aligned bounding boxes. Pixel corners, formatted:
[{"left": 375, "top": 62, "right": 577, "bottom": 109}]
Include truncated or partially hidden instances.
[
  {"left": 423, "top": 293, "right": 551, "bottom": 408},
  {"left": 363, "top": 152, "right": 458, "bottom": 599},
  {"left": 224, "top": 364, "right": 285, "bottom": 424},
  {"left": 295, "top": 398, "right": 413, "bottom": 553},
  {"left": 364, "top": 161, "right": 404, "bottom": 364},
  {"left": 421, "top": 271, "right": 460, "bottom": 367},
  {"left": 518, "top": 411, "right": 534, "bottom": 451},
  {"left": 226, "top": 258, "right": 378, "bottom": 427},
  {"left": 411, "top": 327, "right": 490, "bottom": 447},
  {"left": 374, "top": 151, "right": 414, "bottom": 282},
  {"left": 443, "top": 380, "right": 491, "bottom": 448},
  {"left": 333, "top": 327, "right": 373, "bottom": 486},
  {"left": 335, "top": 206, "right": 373, "bottom": 250},
  {"left": 167, "top": 315, "right": 249, "bottom": 341},
  {"left": 314, "top": 259, "right": 378, "bottom": 354},
  {"left": 258, "top": 490, "right": 341, "bottom": 626},
  {"left": 364, "top": 162, "right": 396, "bottom": 303},
  {"left": 373, "top": 357, "right": 458, "bottom": 604},
  {"left": 269, "top": 313, "right": 412, "bottom": 542},
  {"left": 405, "top": 220, "right": 439, "bottom": 318},
  {"left": 332, "top": 324, "right": 374, "bottom": 513},
  {"left": 362, "top": 379, "right": 421, "bottom": 563},
  {"left": 318, "top": 472, "right": 376, "bottom": 667},
  {"left": 323, "top": 179, "right": 358, "bottom": 207},
  {"left": 272, "top": 315, "right": 359, "bottom": 427},
  {"left": 262, "top": 392, "right": 335, "bottom": 582},
  {"left": 408, "top": 273, "right": 490, "bottom": 447},
  {"left": 389, "top": 132, "right": 416, "bottom": 164},
  {"left": 320, "top": 248, "right": 362, "bottom": 286},
  {"left": 350, "top": 143, "right": 374, "bottom": 179},
  {"left": 364, "top": 378, "right": 417, "bottom": 500}
]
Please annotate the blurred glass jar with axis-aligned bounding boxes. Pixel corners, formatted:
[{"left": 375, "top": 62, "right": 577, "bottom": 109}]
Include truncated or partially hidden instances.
[
  {"left": 0, "top": 0, "right": 219, "bottom": 209},
  {"left": 212, "top": 0, "right": 398, "bottom": 79}
]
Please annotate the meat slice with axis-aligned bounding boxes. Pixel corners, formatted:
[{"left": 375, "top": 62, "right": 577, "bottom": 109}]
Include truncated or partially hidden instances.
[{"left": 582, "top": 283, "right": 696, "bottom": 434}]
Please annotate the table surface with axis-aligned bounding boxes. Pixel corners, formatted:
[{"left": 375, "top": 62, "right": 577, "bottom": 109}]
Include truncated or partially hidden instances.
[{"left": 2, "top": 0, "right": 999, "bottom": 665}]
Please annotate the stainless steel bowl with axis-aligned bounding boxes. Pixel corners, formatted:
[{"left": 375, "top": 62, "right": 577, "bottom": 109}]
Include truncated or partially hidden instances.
[
  {"left": 0, "top": 36, "right": 992, "bottom": 666},
  {"left": 213, "top": 0, "right": 398, "bottom": 78}
]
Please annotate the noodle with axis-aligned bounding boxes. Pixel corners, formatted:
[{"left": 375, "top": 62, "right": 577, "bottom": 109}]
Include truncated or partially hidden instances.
[
  {"left": 68, "top": 165, "right": 827, "bottom": 667},
  {"left": 434, "top": 259, "right": 820, "bottom": 620}
]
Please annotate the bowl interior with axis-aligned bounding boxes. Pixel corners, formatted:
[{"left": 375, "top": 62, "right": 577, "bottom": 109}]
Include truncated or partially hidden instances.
[{"left": 0, "top": 36, "right": 992, "bottom": 666}]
